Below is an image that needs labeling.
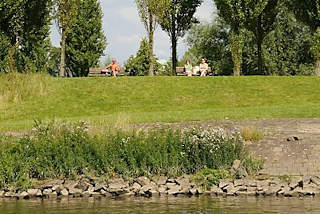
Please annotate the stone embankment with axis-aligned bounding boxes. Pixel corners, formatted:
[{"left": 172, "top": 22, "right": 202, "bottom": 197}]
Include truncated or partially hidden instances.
[{"left": 2, "top": 175, "right": 320, "bottom": 200}]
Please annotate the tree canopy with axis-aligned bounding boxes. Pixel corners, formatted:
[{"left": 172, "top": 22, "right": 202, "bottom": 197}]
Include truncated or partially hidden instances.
[
  {"left": 0, "top": 0, "right": 52, "bottom": 73},
  {"left": 290, "top": 0, "right": 320, "bottom": 75},
  {"left": 155, "top": 0, "right": 203, "bottom": 73},
  {"left": 184, "top": 4, "right": 315, "bottom": 76},
  {"left": 124, "top": 38, "right": 160, "bottom": 76},
  {"left": 214, "top": 0, "right": 269, "bottom": 75},
  {"left": 66, "top": 0, "right": 106, "bottom": 77}
]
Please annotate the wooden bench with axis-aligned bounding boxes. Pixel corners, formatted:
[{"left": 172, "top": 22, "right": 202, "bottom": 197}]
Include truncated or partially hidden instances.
[
  {"left": 88, "top": 67, "right": 126, "bottom": 77},
  {"left": 176, "top": 67, "right": 213, "bottom": 76}
]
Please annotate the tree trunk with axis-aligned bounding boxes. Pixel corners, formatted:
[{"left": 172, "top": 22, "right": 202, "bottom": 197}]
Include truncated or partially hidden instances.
[
  {"left": 230, "top": 31, "right": 244, "bottom": 76},
  {"left": 257, "top": 15, "right": 263, "bottom": 75},
  {"left": 8, "top": 38, "right": 19, "bottom": 73},
  {"left": 316, "top": 59, "right": 320, "bottom": 76},
  {"left": 60, "top": 27, "right": 66, "bottom": 77},
  {"left": 172, "top": 37, "right": 177, "bottom": 75},
  {"left": 315, "top": 28, "right": 320, "bottom": 76},
  {"left": 257, "top": 36, "right": 263, "bottom": 75},
  {"left": 171, "top": 16, "right": 177, "bottom": 75},
  {"left": 8, "top": 46, "right": 17, "bottom": 73},
  {"left": 148, "top": 14, "right": 154, "bottom": 76}
]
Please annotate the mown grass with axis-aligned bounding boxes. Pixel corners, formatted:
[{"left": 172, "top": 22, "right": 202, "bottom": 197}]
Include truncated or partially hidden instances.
[
  {"left": 1, "top": 73, "right": 320, "bottom": 131},
  {"left": 0, "top": 121, "right": 258, "bottom": 189}
]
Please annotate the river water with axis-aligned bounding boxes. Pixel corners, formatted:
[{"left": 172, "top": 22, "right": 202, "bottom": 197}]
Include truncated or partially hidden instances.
[{"left": 0, "top": 196, "right": 319, "bottom": 214}]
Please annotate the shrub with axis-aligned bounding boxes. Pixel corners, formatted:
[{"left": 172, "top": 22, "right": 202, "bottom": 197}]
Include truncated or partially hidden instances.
[
  {"left": 242, "top": 156, "right": 264, "bottom": 175},
  {"left": 124, "top": 38, "right": 161, "bottom": 76},
  {"left": 193, "top": 169, "right": 231, "bottom": 190}
]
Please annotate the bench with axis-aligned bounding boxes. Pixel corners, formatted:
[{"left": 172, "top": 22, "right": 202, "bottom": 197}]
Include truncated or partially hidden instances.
[
  {"left": 176, "top": 67, "right": 213, "bottom": 76},
  {"left": 88, "top": 67, "right": 126, "bottom": 77}
]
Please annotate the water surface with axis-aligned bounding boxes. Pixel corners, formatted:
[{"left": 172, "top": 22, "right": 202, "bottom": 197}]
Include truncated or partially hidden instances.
[{"left": 0, "top": 196, "right": 318, "bottom": 214}]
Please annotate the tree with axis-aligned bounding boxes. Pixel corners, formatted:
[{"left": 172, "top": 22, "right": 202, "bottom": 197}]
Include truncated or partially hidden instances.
[
  {"left": 19, "top": 0, "right": 52, "bottom": 73},
  {"left": 0, "top": 0, "right": 52, "bottom": 73},
  {"left": 290, "top": 0, "right": 320, "bottom": 75},
  {"left": 135, "top": 0, "right": 158, "bottom": 76},
  {"left": 156, "top": 0, "right": 203, "bottom": 74},
  {"left": 184, "top": 8, "right": 314, "bottom": 76},
  {"left": 263, "top": 3, "right": 315, "bottom": 76},
  {"left": 66, "top": 0, "right": 106, "bottom": 77},
  {"left": 0, "top": 0, "right": 24, "bottom": 46},
  {"left": 124, "top": 38, "right": 160, "bottom": 76},
  {"left": 0, "top": 33, "right": 10, "bottom": 73},
  {"left": 56, "top": 0, "right": 79, "bottom": 77},
  {"left": 213, "top": 0, "right": 268, "bottom": 76},
  {"left": 245, "top": 0, "right": 278, "bottom": 74},
  {"left": 184, "top": 18, "right": 233, "bottom": 75}
]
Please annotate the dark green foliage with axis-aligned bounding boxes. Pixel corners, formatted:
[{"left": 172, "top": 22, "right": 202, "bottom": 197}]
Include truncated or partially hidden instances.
[
  {"left": 263, "top": 5, "right": 315, "bottom": 75},
  {"left": 66, "top": 0, "right": 106, "bottom": 77},
  {"left": 0, "top": 33, "right": 10, "bottom": 72},
  {"left": 290, "top": 0, "right": 320, "bottom": 75},
  {"left": 213, "top": 0, "right": 268, "bottom": 75},
  {"left": 17, "top": 0, "right": 52, "bottom": 73},
  {"left": 184, "top": 5, "right": 315, "bottom": 76},
  {"left": 0, "top": 0, "right": 52, "bottom": 73},
  {"left": 124, "top": 38, "right": 160, "bottom": 76},
  {"left": 47, "top": 47, "right": 61, "bottom": 76},
  {"left": 0, "top": 0, "right": 25, "bottom": 44},
  {"left": 246, "top": 0, "right": 279, "bottom": 74},
  {"left": 0, "top": 121, "right": 255, "bottom": 189},
  {"left": 289, "top": 0, "right": 320, "bottom": 31},
  {"left": 193, "top": 169, "right": 231, "bottom": 190}
]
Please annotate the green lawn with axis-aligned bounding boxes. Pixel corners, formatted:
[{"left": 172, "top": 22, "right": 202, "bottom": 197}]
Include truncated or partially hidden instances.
[{"left": 1, "top": 74, "right": 320, "bottom": 131}]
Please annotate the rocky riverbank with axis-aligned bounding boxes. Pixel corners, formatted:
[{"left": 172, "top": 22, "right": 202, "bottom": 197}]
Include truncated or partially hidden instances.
[{"left": 2, "top": 175, "right": 320, "bottom": 200}]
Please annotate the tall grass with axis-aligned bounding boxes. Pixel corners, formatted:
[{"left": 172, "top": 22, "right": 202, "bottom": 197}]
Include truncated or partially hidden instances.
[
  {"left": 240, "top": 126, "right": 263, "bottom": 142},
  {"left": 0, "top": 73, "right": 50, "bottom": 104},
  {"left": 0, "top": 121, "right": 258, "bottom": 189}
]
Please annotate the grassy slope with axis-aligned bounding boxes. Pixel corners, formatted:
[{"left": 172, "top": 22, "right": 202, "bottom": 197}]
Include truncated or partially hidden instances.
[{"left": 1, "top": 75, "right": 320, "bottom": 131}]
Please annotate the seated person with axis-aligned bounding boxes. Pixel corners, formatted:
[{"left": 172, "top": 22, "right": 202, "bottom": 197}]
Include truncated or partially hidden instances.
[
  {"left": 184, "top": 60, "right": 193, "bottom": 77},
  {"left": 103, "top": 58, "right": 120, "bottom": 77},
  {"left": 199, "top": 58, "right": 209, "bottom": 76}
]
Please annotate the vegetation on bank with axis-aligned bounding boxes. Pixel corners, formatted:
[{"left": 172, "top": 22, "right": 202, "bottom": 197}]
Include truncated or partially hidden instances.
[
  {"left": 1, "top": 73, "right": 320, "bottom": 132},
  {"left": 0, "top": 121, "right": 261, "bottom": 189}
]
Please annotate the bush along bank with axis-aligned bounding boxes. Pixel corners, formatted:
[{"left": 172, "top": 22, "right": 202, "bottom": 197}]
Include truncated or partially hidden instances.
[{"left": 0, "top": 121, "right": 263, "bottom": 199}]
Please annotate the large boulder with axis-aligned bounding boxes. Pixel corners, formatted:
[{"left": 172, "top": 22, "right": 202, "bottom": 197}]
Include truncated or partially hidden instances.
[
  {"left": 63, "top": 180, "right": 78, "bottom": 190},
  {"left": 18, "top": 191, "right": 29, "bottom": 199},
  {"left": 60, "top": 188, "right": 69, "bottom": 197},
  {"left": 136, "top": 177, "right": 151, "bottom": 186},
  {"left": 139, "top": 182, "right": 158, "bottom": 196},
  {"left": 156, "top": 176, "right": 167, "bottom": 186},
  {"left": 107, "top": 178, "right": 129, "bottom": 195},
  {"left": 210, "top": 185, "right": 224, "bottom": 196},
  {"left": 27, "top": 189, "right": 42, "bottom": 197},
  {"left": 289, "top": 177, "right": 303, "bottom": 189}
]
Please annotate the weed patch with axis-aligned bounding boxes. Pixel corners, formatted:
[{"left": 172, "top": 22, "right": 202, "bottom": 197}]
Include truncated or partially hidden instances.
[{"left": 241, "top": 126, "right": 263, "bottom": 142}]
